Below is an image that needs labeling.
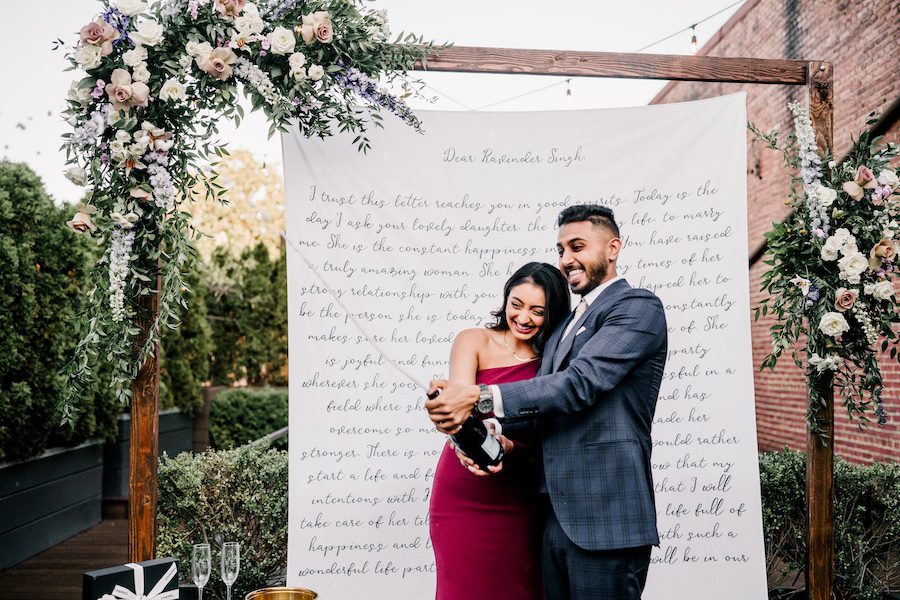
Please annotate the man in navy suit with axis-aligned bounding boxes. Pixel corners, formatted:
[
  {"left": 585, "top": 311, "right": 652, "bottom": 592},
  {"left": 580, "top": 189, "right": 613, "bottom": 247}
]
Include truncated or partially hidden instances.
[{"left": 427, "top": 204, "right": 667, "bottom": 599}]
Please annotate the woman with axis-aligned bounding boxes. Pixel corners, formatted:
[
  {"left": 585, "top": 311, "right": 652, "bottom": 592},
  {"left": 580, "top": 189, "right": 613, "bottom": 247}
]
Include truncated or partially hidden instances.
[{"left": 429, "top": 262, "right": 570, "bottom": 600}]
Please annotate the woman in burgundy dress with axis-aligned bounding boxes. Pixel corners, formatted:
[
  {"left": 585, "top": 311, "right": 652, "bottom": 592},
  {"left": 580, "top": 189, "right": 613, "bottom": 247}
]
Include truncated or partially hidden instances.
[{"left": 429, "top": 262, "right": 570, "bottom": 600}]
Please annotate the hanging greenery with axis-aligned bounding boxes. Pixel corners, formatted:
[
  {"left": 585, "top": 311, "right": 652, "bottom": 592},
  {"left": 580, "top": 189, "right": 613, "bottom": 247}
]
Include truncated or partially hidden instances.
[{"left": 59, "top": 0, "right": 443, "bottom": 423}]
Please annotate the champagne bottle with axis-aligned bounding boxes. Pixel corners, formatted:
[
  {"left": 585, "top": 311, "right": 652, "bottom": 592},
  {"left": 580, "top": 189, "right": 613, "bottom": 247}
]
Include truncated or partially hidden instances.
[{"left": 428, "top": 390, "right": 503, "bottom": 470}]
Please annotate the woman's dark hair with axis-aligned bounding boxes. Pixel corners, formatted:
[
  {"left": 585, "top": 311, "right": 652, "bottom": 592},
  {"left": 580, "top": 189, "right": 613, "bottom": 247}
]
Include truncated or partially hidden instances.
[{"left": 486, "top": 262, "right": 570, "bottom": 354}]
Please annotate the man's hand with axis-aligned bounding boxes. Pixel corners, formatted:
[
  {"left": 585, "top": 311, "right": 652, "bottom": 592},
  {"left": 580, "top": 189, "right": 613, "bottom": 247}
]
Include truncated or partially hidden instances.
[{"left": 425, "top": 379, "right": 480, "bottom": 434}]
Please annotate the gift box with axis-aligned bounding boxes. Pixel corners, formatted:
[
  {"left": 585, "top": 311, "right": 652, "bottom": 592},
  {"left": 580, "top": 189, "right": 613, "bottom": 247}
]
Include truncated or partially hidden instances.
[{"left": 83, "top": 557, "right": 179, "bottom": 600}]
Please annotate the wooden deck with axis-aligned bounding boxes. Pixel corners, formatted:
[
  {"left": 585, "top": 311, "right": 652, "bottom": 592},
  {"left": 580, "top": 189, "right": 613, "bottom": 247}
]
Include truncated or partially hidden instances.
[{"left": 0, "top": 519, "right": 127, "bottom": 599}]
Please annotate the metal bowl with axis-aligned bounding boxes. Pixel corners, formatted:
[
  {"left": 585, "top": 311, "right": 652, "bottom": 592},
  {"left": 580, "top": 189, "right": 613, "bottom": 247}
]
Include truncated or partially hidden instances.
[{"left": 245, "top": 587, "right": 318, "bottom": 600}]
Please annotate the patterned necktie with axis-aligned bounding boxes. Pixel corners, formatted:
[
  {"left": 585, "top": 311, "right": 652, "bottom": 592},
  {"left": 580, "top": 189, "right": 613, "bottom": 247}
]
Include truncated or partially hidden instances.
[{"left": 563, "top": 297, "right": 588, "bottom": 339}]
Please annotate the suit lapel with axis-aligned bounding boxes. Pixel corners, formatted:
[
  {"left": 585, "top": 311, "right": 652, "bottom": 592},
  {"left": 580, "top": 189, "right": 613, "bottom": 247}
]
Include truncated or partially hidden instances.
[
  {"left": 541, "top": 317, "right": 568, "bottom": 375},
  {"left": 552, "top": 279, "right": 630, "bottom": 372}
]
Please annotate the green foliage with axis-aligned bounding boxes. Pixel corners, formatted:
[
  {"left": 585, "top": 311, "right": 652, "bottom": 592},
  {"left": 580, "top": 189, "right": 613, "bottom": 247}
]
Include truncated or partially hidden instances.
[
  {"left": 157, "top": 444, "right": 288, "bottom": 600},
  {"left": 0, "top": 162, "right": 118, "bottom": 462},
  {"left": 760, "top": 450, "right": 900, "bottom": 598},
  {"left": 749, "top": 110, "right": 900, "bottom": 433},
  {"left": 160, "top": 258, "right": 213, "bottom": 413},
  {"left": 209, "top": 387, "right": 288, "bottom": 449},
  {"left": 206, "top": 244, "right": 287, "bottom": 387}
]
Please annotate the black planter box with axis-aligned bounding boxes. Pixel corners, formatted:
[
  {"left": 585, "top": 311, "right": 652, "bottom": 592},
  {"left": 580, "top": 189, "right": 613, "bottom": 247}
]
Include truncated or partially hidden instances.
[
  {"left": 0, "top": 440, "right": 103, "bottom": 570},
  {"left": 103, "top": 408, "right": 193, "bottom": 499}
]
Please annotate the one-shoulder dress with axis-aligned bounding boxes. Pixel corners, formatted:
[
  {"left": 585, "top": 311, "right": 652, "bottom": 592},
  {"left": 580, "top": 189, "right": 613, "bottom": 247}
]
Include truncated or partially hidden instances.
[{"left": 429, "top": 361, "right": 542, "bottom": 600}]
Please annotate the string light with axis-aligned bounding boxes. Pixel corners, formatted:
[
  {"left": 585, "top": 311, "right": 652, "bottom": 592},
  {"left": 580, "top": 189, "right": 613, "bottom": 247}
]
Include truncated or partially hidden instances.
[
  {"left": 565, "top": 79, "right": 572, "bottom": 97},
  {"left": 690, "top": 25, "right": 698, "bottom": 54}
]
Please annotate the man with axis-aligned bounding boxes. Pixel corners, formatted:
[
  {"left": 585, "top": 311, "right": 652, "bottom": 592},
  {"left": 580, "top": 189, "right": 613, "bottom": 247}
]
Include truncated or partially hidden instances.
[{"left": 426, "top": 204, "right": 667, "bottom": 599}]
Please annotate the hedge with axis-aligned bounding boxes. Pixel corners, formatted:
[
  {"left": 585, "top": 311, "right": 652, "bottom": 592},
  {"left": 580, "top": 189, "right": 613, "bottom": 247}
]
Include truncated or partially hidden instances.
[{"left": 209, "top": 387, "right": 288, "bottom": 449}]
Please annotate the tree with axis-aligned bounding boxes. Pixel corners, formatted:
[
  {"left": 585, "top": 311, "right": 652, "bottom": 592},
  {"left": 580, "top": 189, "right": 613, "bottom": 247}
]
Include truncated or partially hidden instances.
[{"left": 0, "top": 162, "right": 117, "bottom": 461}]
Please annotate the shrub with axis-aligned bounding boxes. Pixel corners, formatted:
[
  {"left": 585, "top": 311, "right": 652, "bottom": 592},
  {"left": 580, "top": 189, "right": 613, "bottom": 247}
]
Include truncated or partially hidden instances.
[
  {"left": 209, "top": 387, "right": 288, "bottom": 449},
  {"left": 0, "top": 162, "right": 118, "bottom": 462},
  {"left": 157, "top": 443, "right": 288, "bottom": 600},
  {"left": 760, "top": 449, "right": 900, "bottom": 599}
]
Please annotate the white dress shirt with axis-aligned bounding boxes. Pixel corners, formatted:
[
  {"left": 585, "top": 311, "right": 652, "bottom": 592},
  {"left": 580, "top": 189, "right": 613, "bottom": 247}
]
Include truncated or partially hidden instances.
[{"left": 490, "top": 275, "right": 623, "bottom": 420}]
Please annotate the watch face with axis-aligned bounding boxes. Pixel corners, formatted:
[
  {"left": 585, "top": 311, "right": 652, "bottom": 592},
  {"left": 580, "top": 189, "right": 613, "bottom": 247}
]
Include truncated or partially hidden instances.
[{"left": 477, "top": 396, "right": 493, "bottom": 414}]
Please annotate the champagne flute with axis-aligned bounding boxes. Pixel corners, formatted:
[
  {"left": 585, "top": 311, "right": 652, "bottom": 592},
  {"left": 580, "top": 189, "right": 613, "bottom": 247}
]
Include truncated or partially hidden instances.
[
  {"left": 221, "top": 541, "right": 240, "bottom": 600},
  {"left": 191, "top": 543, "right": 211, "bottom": 600}
]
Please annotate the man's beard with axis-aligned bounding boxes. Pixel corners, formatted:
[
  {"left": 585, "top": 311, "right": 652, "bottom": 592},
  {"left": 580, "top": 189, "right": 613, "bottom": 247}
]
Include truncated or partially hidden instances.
[{"left": 569, "top": 261, "right": 607, "bottom": 295}]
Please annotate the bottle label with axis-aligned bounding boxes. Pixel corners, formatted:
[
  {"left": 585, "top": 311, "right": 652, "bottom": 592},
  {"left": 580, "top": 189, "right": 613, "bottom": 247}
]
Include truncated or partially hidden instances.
[{"left": 481, "top": 432, "right": 501, "bottom": 459}]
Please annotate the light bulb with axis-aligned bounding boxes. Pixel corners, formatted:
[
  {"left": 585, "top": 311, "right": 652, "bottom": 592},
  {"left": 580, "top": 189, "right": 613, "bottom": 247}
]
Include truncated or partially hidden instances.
[{"left": 690, "top": 27, "right": 698, "bottom": 54}]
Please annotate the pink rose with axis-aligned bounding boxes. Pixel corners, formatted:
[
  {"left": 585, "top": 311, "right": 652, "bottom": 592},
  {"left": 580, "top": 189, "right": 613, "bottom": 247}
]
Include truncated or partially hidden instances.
[
  {"left": 80, "top": 22, "right": 105, "bottom": 44},
  {"left": 214, "top": 0, "right": 246, "bottom": 18},
  {"left": 105, "top": 69, "right": 134, "bottom": 111},
  {"left": 855, "top": 165, "right": 876, "bottom": 187},
  {"left": 105, "top": 69, "right": 149, "bottom": 111},
  {"left": 869, "top": 238, "right": 896, "bottom": 270},
  {"left": 300, "top": 11, "right": 332, "bottom": 45},
  {"left": 315, "top": 19, "right": 333, "bottom": 43},
  {"left": 198, "top": 47, "right": 237, "bottom": 81},
  {"left": 834, "top": 287, "right": 858, "bottom": 312},
  {"left": 79, "top": 20, "right": 119, "bottom": 56}
]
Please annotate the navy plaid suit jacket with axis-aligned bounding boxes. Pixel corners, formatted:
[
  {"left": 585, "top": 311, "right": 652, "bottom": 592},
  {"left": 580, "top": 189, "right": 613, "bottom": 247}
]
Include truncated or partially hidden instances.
[{"left": 499, "top": 278, "right": 667, "bottom": 551}]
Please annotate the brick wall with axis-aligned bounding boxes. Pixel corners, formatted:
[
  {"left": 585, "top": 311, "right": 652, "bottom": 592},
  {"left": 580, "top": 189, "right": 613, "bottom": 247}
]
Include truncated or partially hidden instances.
[{"left": 651, "top": 0, "right": 900, "bottom": 463}]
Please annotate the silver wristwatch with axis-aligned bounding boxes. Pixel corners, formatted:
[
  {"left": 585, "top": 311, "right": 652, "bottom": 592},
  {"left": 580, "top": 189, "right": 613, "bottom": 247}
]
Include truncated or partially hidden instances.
[{"left": 475, "top": 383, "right": 494, "bottom": 415}]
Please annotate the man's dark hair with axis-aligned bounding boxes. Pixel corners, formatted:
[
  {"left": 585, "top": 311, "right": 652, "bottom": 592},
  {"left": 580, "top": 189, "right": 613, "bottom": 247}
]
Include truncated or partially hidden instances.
[{"left": 557, "top": 204, "right": 619, "bottom": 237}]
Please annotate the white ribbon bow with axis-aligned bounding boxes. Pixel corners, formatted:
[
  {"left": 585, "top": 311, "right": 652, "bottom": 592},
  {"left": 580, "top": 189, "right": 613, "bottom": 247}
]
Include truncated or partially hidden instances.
[{"left": 97, "top": 562, "right": 179, "bottom": 600}]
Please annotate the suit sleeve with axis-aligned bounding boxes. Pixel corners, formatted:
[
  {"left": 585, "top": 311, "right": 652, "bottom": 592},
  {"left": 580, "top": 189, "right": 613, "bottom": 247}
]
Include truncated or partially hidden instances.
[{"left": 497, "top": 292, "right": 666, "bottom": 421}]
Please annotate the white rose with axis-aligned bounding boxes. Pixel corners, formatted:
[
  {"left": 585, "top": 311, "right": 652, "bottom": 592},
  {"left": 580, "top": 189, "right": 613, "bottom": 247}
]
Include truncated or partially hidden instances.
[
  {"left": 74, "top": 43, "right": 103, "bottom": 69},
  {"left": 235, "top": 14, "right": 264, "bottom": 35},
  {"left": 872, "top": 280, "right": 895, "bottom": 301},
  {"left": 159, "top": 78, "right": 186, "bottom": 101},
  {"left": 821, "top": 246, "right": 838, "bottom": 261},
  {"left": 818, "top": 312, "right": 849, "bottom": 338},
  {"left": 291, "top": 66, "right": 307, "bottom": 81},
  {"left": 122, "top": 46, "right": 148, "bottom": 67},
  {"left": 883, "top": 221, "right": 898, "bottom": 239},
  {"left": 833, "top": 228, "right": 852, "bottom": 243},
  {"left": 130, "top": 20, "right": 165, "bottom": 47},
  {"left": 838, "top": 251, "right": 868, "bottom": 277},
  {"left": 195, "top": 42, "right": 213, "bottom": 57},
  {"left": 815, "top": 184, "right": 837, "bottom": 207},
  {"left": 132, "top": 63, "right": 151, "bottom": 83},
  {"left": 68, "top": 81, "right": 92, "bottom": 103},
  {"left": 841, "top": 240, "right": 858, "bottom": 256},
  {"left": 185, "top": 40, "right": 200, "bottom": 56},
  {"left": 307, "top": 63, "right": 324, "bottom": 81},
  {"left": 288, "top": 52, "right": 307, "bottom": 70},
  {"left": 267, "top": 26, "right": 296, "bottom": 55},
  {"left": 878, "top": 169, "right": 899, "bottom": 187},
  {"left": 844, "top": 273, "right": 861, "bottom": 285},
  {"left": 821, "top": 235, "right": 843, "bottom": 261},
  {"left": 178, "top": 54, "right": 193, "bottom": 69},
  {"left": 243, "top": 2, "right": 259, "bottom": 16},
  {"left": 114, "top": 0, "right": 148, "bottom": 17},
  {"left": 64, "top": 166, "right": 87, "bottom": 186}
]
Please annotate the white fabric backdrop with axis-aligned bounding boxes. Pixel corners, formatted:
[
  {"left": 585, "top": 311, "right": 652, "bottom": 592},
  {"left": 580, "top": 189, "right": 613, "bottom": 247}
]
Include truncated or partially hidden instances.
[{"left": 282, "top": 93, "right": 767, "bottom": 599}]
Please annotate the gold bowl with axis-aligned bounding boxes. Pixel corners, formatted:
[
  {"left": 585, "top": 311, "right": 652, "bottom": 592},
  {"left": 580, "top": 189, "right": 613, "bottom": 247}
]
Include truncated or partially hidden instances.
[{"left": 245, "top": 587, "right": 318, "bottom": 600}]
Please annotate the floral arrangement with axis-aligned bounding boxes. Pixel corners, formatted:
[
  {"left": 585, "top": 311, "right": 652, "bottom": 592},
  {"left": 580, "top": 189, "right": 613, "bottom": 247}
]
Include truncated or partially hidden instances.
[
  {"left": 59, "top": 0, "right": 442, "bottom": 423},
  {"left": 751, "top": 104, "right": 900, "bottom": 432}
]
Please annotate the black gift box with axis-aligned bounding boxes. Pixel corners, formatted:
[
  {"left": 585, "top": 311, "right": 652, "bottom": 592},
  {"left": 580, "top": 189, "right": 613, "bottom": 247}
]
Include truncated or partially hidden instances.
[{"left": 83, "top": 557, "right": 179, "bottom": 600}]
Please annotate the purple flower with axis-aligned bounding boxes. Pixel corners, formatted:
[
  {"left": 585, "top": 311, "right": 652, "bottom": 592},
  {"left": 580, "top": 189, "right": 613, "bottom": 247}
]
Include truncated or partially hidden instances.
[
  {"left": 333, "top": 65, "right": 423, "bottom": 133},
  {"left": 100, "top": 7, "right": 132, "bottom": 48}
]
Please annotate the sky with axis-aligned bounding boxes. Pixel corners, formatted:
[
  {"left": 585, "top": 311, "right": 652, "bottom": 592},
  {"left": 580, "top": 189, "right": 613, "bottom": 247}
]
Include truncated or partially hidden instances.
[{"left": 0, "top": 0, "right": 743, "bottom": 204}]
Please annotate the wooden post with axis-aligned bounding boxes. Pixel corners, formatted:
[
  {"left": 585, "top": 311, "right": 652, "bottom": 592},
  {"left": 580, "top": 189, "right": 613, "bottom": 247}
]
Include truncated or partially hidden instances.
[
  {"left": 806, "top": 61, "right": 834, "bottom": 600},
  {"left": 129, "top": 262, "right": 161, "bottom": 562}
]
